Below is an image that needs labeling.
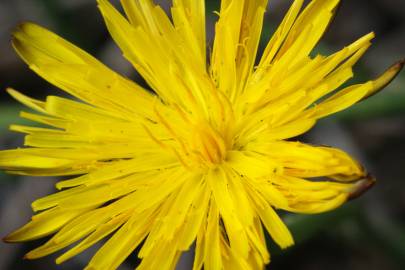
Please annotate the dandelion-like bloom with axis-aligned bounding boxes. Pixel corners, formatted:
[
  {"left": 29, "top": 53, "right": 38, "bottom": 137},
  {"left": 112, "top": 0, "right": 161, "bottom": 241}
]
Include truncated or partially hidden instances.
[{"left": 1, "top": 0, "right": 403, "bottom": 269}]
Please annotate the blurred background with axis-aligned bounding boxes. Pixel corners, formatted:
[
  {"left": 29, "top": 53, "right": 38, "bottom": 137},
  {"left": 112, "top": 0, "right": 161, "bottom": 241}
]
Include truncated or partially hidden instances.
[{"left": 0, "top": 0, "right": 404, "bottom": 269}]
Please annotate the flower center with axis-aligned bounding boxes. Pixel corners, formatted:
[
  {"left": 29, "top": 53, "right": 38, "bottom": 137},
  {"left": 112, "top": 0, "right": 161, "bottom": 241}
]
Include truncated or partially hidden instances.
[
  {"left": 144, "top": 106, "right": 230, "bottom": 170},
  {"left": 190, "top": 122, "right": 227, "bottom": 167}
]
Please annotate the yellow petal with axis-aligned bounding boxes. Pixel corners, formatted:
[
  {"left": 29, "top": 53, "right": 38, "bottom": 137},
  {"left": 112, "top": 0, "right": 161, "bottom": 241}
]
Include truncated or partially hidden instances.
[
  {"left": 288, "top": 193, "right": 348, "bottom": 214},
  {"left": 256, "top": 203, "right": 294, "bottom": 249},
  {"left": 259, "top": 0, "right": 304, "bottom": 66},
  {"left": 243, "top": 119, "right": 316, "bottom": 144},
  {"left": 12, "top": 22, "right": 153, "bottom": 119},
  {"left": 203, "top": 200, "right": 223, "bottom": 270},
  {"left": 275, "top": 0, "right": 340, "bottom": 62},
  {"left": 362, "top": 59, "right": 405, "bottom": 101},
  {"left": 98, "top": 0, "right": 210, "bottom": 115},
  {"left": 176, "top": 181, "right": 210, "bottom": 250},
  {"left": 171, "top": 0, "right": 206, "bottom": 65},
  {"left": 304, "top": 82, "right": 372, "bottom": 119},
  {"left": 7, "top": 88, "right": 47, "bottom": 113},
  {"left": 246, "top": 178, "right": 289, "bottom": 210},
  {"left": 25, "top": 208, "right": 128, "bottom": 259},
  {"left": 85, "top": 208, "right": 156, "bottom": 270},
  {"left": 0, "top": 149, "right": 78, "bottom": 174},
  {"left": 226, "top": 150, "right": 282, "bottom": 178},
  {"left": 56, "top": 156, "right": 179, "bottom": 189},
  {"left": 247, "top": 141, "right": 365, "bottom": 180},
  {"left": 156, "top": 174, "right": 203, "bottom": 242},
  {"left": 56, "top": 211, "right": 129, "bottom": 264},
  {"left": 4, "top": 207, "right": 89, "bottom": 242},
  {"left": 236, "top": 0, "right": 268, "bottom": 93},
  {"left": 207, "top": 168, "right": 249, "bottom": 258}
]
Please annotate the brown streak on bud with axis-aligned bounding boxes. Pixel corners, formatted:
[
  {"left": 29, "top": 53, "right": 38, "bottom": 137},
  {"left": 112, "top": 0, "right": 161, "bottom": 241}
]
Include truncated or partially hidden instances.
[
  {"left": 348, "top": 174, "right": 376, "bottom": 201},
  {"left": 360, "top": 59, "right": 405, "bottom": 102}
]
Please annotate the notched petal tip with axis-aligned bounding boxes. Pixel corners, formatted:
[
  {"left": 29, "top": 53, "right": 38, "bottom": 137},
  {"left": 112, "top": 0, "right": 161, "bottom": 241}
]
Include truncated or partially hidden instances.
[
  {"left": 348, "top": 174, "right": 376, "bottom": 201},
  {"left": 11, "top": 21, "right": 36, "bottom": 40},
  {"left": 10, "top": 22, "right": 25, "bottom": 38}
]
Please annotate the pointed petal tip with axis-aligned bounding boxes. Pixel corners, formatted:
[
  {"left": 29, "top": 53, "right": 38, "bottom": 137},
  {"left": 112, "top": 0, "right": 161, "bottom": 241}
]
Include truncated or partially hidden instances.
[
  {"left": 348, "top": 174, "right": 376, "bottom": 201},
  {"left": 6, "top": 87, "right": 14, "bottom": 93},
  {"left": 393, "top": 58, "right": 405, "bottom": 70},
  {"left": 3, "top": 229, "right": 19, "bottom": 243},
  {"left": 2, "top": 235, "right": 13, "bottom": 243},
  {"left": 24, "top": 249, "right": 42, "bottom": 260},
  {"left": 359, "top": 58, "right": 405, "bottom": 102},
  {"left": 6, "top": 87, "right": 19, "bottom": 98},
  {"left": 385, "top": 58, "right": 405, "bottom": 75},
  {"left": 55, "top": 256, "right": 66, "bottom": 265},
  {"left": 23, "top": 251, "right": 41, "bottom": 260},
  {"left": 3, "top": 231, "right": 22, "bottom": 243}
]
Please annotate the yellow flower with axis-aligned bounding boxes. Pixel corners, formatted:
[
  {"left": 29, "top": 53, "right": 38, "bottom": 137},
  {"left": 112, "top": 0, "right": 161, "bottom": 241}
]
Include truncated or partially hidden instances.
[{"left": 1, "top": 0, "right": 403, "bottom": 269}]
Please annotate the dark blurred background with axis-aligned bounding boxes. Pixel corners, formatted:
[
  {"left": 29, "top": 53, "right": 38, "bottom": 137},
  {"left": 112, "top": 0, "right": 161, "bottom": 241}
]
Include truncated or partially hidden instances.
[{"left": 0, "top": 0, "right": 404, "bottom": 269}]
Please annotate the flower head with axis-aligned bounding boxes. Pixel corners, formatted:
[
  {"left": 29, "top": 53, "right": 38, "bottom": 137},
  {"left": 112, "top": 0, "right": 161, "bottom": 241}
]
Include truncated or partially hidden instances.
[{"left": 1, "top": 0, "right": 403, "bottom": 269}]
